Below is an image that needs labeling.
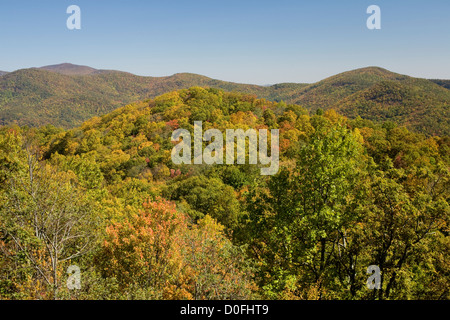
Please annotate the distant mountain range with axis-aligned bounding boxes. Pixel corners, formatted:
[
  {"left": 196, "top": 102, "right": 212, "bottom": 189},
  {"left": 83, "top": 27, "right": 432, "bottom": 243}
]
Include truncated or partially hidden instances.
[{"left": 0, "top": 63, "right": 448, "bottom": 135}]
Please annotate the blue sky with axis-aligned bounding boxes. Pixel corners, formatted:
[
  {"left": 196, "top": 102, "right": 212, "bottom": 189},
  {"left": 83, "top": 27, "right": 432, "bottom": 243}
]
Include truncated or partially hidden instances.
[{"left": 0, "top": 0, "right": 449, "bottom": 84}]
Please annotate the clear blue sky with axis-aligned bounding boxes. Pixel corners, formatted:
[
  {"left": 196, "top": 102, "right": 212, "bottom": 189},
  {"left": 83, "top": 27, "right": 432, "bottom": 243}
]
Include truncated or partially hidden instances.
[{"left": 0, "top": 0, "right": 449, "bottom": 84}]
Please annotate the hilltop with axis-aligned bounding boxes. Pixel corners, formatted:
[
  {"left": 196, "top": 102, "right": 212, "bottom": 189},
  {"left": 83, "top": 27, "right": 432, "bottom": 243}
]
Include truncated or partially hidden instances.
[
  {"left": 0, "top": 64, "right": 448, "bottom": 135},
  {"left": 38, "top": 63, "right": 99, "bottom": 75},
  {"left": 288, "top": 67, "right": 450, "bottom": 135}
]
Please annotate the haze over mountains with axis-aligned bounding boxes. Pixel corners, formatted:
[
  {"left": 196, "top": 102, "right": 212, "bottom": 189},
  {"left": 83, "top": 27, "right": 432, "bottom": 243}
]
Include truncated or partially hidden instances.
[{"left": 0, "top": 63, "right": 448, "bottom": 135}]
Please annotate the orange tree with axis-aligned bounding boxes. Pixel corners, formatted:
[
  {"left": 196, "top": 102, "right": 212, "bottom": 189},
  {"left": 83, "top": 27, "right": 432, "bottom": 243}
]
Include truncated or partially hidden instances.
[{"left": 97, "top": 198, "right": 255, "bottom": 299}]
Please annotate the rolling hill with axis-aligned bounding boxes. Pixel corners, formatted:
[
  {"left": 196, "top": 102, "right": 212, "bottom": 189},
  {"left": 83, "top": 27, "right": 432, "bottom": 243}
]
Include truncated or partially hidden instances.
[
  {"left": 287, "top": 67, "right": 450, "bottom": 135},
  {"left": 0, "top": 66, "right": 302, "bottom": 129},
  {"left": 0, "top": 64, "right": 448, "bottom": 135}
]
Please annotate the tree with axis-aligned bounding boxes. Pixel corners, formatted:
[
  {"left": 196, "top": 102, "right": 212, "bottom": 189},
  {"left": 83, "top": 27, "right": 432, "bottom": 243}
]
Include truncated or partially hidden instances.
[
  {"left": 182, "top": 215, "right": 255, "bottom": 300},
  {"left": 98, "top": 198, "right": 187, "bottom": 299},
  {"left": 0, "top": 139, "right": 95, "bottom": 299},
  {"left": 358, "top": 160, "right": 450, "bottom": 299},
  {"left": 164, "top": 175, "right": 242, "bottom": 232},
  {"left": 245, "top": 120, "right": 366, "bottom": 298},
  {"left": 98, "top": 198, "right": 255, "bottom": 299}
]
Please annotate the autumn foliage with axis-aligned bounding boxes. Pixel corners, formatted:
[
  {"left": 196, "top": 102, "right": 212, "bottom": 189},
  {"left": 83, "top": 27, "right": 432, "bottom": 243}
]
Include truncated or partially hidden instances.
[
  {"left": 98, "top": 198, "right": 254, "bottom": 299},
  {"left": 0, "top": 87, "right": 448, "bottom": 300}
]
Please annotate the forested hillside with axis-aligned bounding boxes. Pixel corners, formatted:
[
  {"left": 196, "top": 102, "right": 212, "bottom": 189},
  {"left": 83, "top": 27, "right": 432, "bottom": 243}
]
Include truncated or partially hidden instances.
[
  {"left": 1, "top": 87, "right": 448, "bottom": 300},
  {"left": 0, "top": 67, "right": 272, "bottom": 128},
  {"left": 285, "top": 67, "right": 450, "bottom": 135},
  {"left": 0, "top": 65, "right": 448, "bottom": 135},
  {"left": 431, "top": 79, "right": 450, "bottom": 90}
]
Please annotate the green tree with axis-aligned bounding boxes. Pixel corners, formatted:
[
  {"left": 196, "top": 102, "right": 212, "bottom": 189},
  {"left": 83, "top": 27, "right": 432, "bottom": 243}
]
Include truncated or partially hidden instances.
[
  {"left": 0, "top": 140, "right": 96, "bottom": 299},
  {"left": 245, "top": 120, "right": 366, "bottom": 298},
  {"left": 164, "top": 175, "right": 242, "bottom": 232}
]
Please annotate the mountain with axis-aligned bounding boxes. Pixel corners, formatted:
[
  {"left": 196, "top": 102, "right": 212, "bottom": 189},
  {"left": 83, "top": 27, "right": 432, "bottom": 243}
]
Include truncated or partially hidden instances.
[
  {"left": 0, "top": 68, "right": 273, "bottom": 128},
  {"left": 0, "top": 65, "right": 448, "bottom": 135},
  {"left": 0, "top": 71, "right": 8, "bottom": 76},
  {"left": 286, "top": 67, "right": 450, "bottom": 135},
  {"left": 38, "top": 63, "right": 99, "bottom": 76},
  {"left": 333, "top": 74, "right": 450, "bottom": 135},
  {"left": 285, "top": 67, "right": 407, "bottom": 109}
]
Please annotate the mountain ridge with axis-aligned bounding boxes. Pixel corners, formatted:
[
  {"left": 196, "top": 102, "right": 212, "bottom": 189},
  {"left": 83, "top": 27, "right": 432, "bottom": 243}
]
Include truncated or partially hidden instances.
[{"left": 0, "top": 64, "right": 448, "bottom": 135}]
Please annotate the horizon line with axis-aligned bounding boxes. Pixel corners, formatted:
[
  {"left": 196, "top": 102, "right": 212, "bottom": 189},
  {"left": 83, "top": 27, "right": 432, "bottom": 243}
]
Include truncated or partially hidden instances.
[{"left": 1, "top": 63, "right": 450, "bottom": 85}]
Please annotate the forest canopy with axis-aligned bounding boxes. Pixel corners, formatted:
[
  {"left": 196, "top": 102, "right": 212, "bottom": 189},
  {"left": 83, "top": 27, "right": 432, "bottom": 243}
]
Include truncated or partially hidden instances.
[{"left": 0, "top": 87, "right": 448, "bottom": 300}]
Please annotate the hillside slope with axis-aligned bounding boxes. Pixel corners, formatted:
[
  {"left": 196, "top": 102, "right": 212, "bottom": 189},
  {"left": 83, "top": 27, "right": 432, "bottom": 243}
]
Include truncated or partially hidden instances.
[
  {"left": 430, "top": 79, "right": 450, "bottom": 90},
  {"left": 0, "top": 65, "right": 448, "bottom": 135},
  {"left": 0, "top": 67, "right": 303, "bottom": 128},
  {"left": 287, "top": 67, "right": 450, "bottom": 135}
]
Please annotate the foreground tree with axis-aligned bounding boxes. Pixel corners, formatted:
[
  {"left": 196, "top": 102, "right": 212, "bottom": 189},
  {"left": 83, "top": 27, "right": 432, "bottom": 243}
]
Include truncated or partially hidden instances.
[
  {"left": 358, "top": 160, "right": 450, "bottom": 299},
  {"left": 98, "top": 198, "right": 255, "bottom": 299},
  {"left": 245, "top": 118, "right": 366, "bottom": 298},
  {"left": 0, "top": 131, "right": 95, "bottom": 299}
]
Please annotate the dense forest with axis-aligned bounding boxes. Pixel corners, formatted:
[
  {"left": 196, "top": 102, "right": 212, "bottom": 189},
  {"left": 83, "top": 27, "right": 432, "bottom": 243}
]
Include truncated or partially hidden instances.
[
  {"left": 1, "top": 65, "right": 449, "bottom": 136},
  {"left": 0, "top": 87, "right": 449, "bottom": 300}
]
